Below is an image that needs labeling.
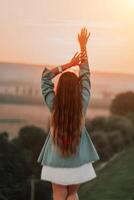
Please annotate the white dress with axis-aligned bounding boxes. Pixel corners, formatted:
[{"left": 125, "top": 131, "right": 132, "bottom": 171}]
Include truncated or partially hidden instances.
[{"left": 41, "top": 161, "right": 96, "bottom": 185}]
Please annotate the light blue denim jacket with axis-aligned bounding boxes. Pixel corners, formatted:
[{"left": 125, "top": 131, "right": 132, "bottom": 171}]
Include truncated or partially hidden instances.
[{"left": 37, "top": 62, "right": 100, "bottom": 167}]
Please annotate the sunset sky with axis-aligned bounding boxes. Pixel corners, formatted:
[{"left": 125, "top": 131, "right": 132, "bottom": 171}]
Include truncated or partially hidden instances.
[{"left": 0, "top": 0, "right": 134, "bottom": 74}]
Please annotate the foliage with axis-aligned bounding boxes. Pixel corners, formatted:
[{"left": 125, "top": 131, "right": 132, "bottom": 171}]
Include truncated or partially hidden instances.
[
  {"left": 0, "top": 132, "right": 31, "bottom": 200},
  {"left": 12, "top": 125, "right": 47, "bottom": 175},
  {"left": 110, "top": 91, "right": 134, "bottom": 115},
  {"left": 87, "top": 114, "right": 134, "bottom": 161}
]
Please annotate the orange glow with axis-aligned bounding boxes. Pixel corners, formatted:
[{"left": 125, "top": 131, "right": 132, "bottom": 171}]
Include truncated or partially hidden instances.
[{"left": 0, "top": 0, "right": 134, "bottom": 74}]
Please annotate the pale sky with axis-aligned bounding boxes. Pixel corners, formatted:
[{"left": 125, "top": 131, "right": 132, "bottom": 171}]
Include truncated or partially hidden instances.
[{"left": 0, "top": 0, "right": 134, "bottom": 74}]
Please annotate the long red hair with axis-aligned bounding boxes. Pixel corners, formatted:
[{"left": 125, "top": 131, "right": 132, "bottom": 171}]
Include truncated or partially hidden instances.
[{"left": 50, "top": 71, "right": 85, "bottom": 157}]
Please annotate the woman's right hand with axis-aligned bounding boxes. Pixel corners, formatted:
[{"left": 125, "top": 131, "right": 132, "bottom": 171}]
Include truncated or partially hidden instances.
[
  {"left": 69, "top": 52, "right": 81, "bottom": 67},
  {"left": 78, "top": 27, "right": 90, "bottom": 50}
]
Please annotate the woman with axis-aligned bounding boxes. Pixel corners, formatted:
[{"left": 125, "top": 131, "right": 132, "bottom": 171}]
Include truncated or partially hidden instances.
[{"left": 37, "top": 27, "right": 100, "bottom": 200}]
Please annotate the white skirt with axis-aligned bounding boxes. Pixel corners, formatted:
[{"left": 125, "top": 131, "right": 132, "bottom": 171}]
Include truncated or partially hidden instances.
[{"left": 41, "top": 161, "right": 96, "bottom": 185}]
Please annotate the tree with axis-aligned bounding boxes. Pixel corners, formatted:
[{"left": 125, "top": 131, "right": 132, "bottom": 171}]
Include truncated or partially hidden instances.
[
  {"left": 110, "top": 91, "right": 134, "bottom": 115},
  {"left": 0, "top": 132, "right": 31, "bottom": 200},
  {"left": 16, "top": 125, "right": 47, "bottom": 175}
]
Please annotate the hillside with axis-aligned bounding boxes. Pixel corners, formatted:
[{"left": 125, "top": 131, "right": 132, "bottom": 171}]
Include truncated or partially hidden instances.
[
  {"left": 0, "top": 62, "right": 134, "bottom": 94},
  {"left": 79, "top": 144, "right": 134, "bottom": 200}
]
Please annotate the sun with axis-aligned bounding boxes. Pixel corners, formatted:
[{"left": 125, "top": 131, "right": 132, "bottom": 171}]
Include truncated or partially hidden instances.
[{"left": 127, "top": 0, "right": 134, "bottom": 6}]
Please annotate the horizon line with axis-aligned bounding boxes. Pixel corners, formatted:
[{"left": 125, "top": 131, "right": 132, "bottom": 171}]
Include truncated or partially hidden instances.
[{"left": 0, "top": 60, "right": 134, "bottom": 76}]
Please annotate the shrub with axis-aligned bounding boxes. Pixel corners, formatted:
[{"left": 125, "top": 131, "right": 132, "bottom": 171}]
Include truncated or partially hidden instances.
[
  {"left": 88, "top": 116, "right": 106, "bottom": 132},
  {"left": 106, "top": 130, "right": 125, "bottom": 153},
  {"left": 91, "top": 130, "right": 114, "bottom": 161},
  {"left": 110, "top": 91, "right": 134, "bottom": 115},
  {"left": 104, "top": 115, "right": 134, "bottom": 145}
]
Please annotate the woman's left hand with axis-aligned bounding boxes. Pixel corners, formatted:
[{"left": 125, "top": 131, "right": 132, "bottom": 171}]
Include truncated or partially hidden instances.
[{"left": 69, "top": 52, "right": 81, "bottom": 67}]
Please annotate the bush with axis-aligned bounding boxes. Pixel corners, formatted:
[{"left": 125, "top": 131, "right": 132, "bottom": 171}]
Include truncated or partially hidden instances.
[
  {"left": 88, "top": 116, "right": 106, "bottom": 132},
  {"left": 0, "top": 132, "right": 31, "bottom": 200},
  {"left": 106, "top": 130, "right": 125, "bottom": 153},
  {"left": 91, "top": 130, "right": 114, "bottom": 161},
  {"left": 87, "top": 114, "right": 134, "bottom": 161},
  {"left": 104, "top": 115, "right": 134, "bottom": 145},
  {"left": 125, "top": 112, "right": 134, "bottom": 125},
  {"left": 110, "top": 91, "right": 134, "bottom": 115}
]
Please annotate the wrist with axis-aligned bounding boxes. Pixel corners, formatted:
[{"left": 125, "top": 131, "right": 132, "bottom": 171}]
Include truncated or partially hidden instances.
[
  {"left": 81, "top": 50, "right": 88, "bottom": 63},
  {"left": 57, "top": 65, "right": 62, "bottom": 73},
  {"left": 80, "top": 46, "right": 87, "bottom": 51},
  {"left": 61, "top": 62, "right": 71, "bottom": 71}
]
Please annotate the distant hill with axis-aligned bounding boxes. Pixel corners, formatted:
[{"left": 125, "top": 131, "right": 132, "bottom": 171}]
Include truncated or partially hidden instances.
[
  {"left": 0, "top": 62, "right": 42, "bottom": 85},
  {"left": 0, "top": 62, "right": 134, "bottom": 94}
]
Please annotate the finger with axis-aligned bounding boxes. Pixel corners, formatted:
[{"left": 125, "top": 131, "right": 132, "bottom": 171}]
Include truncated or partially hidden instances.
[
  {"left": 76, "top": 53, "right": 81, "bottom": 60},
  {"left": 81, "top": 54, "right": 87, "bottom": 59},
  {"left": 78, "top": 52, "right": 82, "bottom": 58},
  {"left": 87, "top": 32, "right": 90, "bottom": 39},
  {"left": 79, "top": 51, "right": 83, "bottom": 55},
  {"left": 81, "top": 51, "right": 88, "bottom": 58},
  {"left": 81, "top": 50, "right": 87, "bottom": 55},
  {"left": 71, "top": 52, "right": 77, "bottom": 61},
  {"left": 82, "top": 27, "right": 85, "bottom": 35},
  {"left": 81, "top": 27, "right": 84, "bottom": 36},
  {"left": 78, "top": 33, "right": 80, "bottom": 41},
  {"left": 86, "top": 27, "right": 88, "bottom": 36},
  {"left": 80, "top": 28, "right": 83, "bottom": 36},
  {"left": 84, "top": 27, "right": 86, "bottom": 35},
  {"left": 73, "top": 52, "right": 78, "bottom": 58},
  {"left": 81, "top": 51, "right": 87, "bottom": 56},
  {"left": 79, "top": 52, "right": 85, "bottom": 60},
  {"left": 79, "top": 31, "right": 81, "bottom": 36},
  {"left": 83, "top": 27, "right": 86, "bottom": 34},
  {"left": 85, "top": 28, "right": 87, "bottom": 36}
]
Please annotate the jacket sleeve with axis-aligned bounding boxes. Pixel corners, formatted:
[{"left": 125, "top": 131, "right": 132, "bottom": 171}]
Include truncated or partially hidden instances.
[
  {"left": 79, "top": 62, "right": 91, "bottom": 115},
  {"left": 41, "top": 67, "right": 57, "bottom": 112}
]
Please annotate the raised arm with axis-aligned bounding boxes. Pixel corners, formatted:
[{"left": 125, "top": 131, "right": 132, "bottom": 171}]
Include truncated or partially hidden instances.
[
  {"left": 41, "top": 67, "right": 56, "bottom": 112},
  {"left": 78, "top": 27, "right": 91, "bottom": 115},
  {"left": 41, "top": 52, "right": 81, "bottom": 112}
]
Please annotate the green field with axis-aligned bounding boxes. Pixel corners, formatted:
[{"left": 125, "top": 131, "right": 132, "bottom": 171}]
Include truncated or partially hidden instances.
[{"left": 79, "top": 144, "right": 134, "bottom": 200}]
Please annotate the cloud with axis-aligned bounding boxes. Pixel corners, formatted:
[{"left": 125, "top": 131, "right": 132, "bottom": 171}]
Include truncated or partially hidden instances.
[{"left": 20, "top": 19, "right": 124, "bottom": 30}]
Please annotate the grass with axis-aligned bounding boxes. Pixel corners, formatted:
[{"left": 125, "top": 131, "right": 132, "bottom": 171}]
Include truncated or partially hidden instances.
[{"left": 78, "top": 144, "right": 134, "bottom": 200}]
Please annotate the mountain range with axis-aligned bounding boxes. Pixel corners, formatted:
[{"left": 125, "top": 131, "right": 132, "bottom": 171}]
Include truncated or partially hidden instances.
[{"left": 0, "top": 62, "right": 134, "bottom": 95}]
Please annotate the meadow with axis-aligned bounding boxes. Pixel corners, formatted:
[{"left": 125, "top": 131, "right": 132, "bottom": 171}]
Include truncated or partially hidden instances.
[{"left": 79, "top": 144, "right": 134, "bottom": 200}]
